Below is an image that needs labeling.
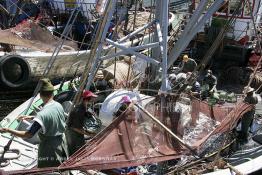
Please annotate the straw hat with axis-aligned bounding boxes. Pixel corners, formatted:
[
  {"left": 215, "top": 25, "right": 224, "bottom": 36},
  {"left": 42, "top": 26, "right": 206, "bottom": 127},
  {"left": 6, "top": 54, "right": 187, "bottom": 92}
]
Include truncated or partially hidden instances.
[
  {"left": 168, "top": 73, "right": 177, "bottom": 81},
  {"left": 207, "top": 69, "right": 212, "bottom": 74},
  {"left": 96, "top": 70, "right": 104, "bottom": 79},
  {"left": 243, "top": 86, "right": 254, "bottom": 93}
]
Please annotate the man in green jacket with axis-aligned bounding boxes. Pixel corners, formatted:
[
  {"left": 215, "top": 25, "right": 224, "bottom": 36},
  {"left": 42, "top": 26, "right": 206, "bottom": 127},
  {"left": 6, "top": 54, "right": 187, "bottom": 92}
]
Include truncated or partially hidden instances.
[
  {"left": 180, "top": 54, "right": 197, "bottom": 73},
  {"left": 0, "top": 78, "right": 68, "bottom": 168}
]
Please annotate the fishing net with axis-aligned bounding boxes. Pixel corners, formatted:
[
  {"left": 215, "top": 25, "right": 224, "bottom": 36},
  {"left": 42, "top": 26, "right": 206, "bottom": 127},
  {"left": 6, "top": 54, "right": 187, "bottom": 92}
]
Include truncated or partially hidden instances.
[
  {"left": 0, "top": 20, "right": 77, "bottom": 52},
  {"left": 4, "top": 97, "right": 252, "bottom": 175}
]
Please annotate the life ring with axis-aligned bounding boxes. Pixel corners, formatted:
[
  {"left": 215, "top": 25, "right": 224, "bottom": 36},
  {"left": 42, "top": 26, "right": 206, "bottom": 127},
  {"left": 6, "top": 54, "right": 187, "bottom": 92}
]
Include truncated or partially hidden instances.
[{"left": 0, "top": 55, "right": 31, "bottom": 88}]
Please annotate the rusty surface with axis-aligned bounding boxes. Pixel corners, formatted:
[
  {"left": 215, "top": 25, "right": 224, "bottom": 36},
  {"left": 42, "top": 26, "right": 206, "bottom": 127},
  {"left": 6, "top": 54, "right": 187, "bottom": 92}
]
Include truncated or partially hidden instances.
[
  {"left": 191, "top": 99, "right": 252, "bottom": 148},
  {"left": 60, "top": 107, "right": 183, "bottom": 170},
  {"left": 60, "top": 99, "right": 251, "bottom": 171}
]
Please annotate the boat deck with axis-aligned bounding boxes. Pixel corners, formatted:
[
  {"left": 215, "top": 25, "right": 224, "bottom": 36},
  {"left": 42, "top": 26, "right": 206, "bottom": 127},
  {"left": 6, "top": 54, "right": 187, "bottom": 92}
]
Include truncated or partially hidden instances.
[{"left": 0, "top": 134, "right": 37, "bottom": 171}]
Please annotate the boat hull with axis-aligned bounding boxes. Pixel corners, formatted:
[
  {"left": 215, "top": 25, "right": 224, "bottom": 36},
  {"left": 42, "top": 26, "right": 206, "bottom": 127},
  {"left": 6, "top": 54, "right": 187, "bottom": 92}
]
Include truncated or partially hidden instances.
[{"left": 0, "top": 38, "right": 140, "bottom": 89}]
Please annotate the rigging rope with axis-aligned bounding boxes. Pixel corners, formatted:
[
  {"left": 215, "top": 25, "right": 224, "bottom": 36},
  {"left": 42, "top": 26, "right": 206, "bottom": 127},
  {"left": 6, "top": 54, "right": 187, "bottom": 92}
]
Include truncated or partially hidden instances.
[
  {"left": 70, "top": 0, "right": 115, "bottom": 110},
  {"left": 126, "top": 0, "right": 138, "bottom": 86},
  {"left": 173, "top": 0, "right": 245, "bottom": 94},
  {"left": 0, "top": 5, "right": 80, "bottom": 167},
  {"left": 58, "top": 0, "right": 102, "bottom": 89},
  {"left": 244, "top": 0, "right": 262, "bottom": 95}
]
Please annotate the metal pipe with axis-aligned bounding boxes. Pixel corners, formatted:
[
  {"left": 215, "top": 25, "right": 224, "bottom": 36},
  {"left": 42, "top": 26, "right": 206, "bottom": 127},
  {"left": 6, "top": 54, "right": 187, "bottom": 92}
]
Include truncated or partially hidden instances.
[
  {"left": 168, "top": 0, "right": 209, "bottom": 64},
  {"left": 100, "top": 42, "right": 160, "bottom": 61},
  {"left": 179, "top": 0, "right": 209, "bottom": 41},
  {"left": 85, "top": 0, "right": 117, "bottom": 90},
  {"left": 106, "top": 20, "right": 156, "bottom": 51},
  {"left": 105, "top": 38, "right": 160, "bottom": 65},
  {"left": 135, "top": 103, "right": 199, "bottom": 157}
]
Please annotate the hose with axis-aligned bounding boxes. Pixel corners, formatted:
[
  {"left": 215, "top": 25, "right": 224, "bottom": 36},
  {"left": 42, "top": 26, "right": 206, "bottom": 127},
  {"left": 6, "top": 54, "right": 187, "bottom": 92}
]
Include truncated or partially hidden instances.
[{"left": 0, "top": 148, "right": 21, "bottom": 167}]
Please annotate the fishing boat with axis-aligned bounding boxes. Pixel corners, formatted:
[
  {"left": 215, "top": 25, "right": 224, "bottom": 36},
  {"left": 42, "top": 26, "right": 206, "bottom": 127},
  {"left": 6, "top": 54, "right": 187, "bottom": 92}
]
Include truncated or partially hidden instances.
[
  {"left": 0, "top": 77, "right": 252, "bottom": 174},
  {"left": 183, "top": 0, "right": 262, "bottom": 92},
  {"left": 1, "top": 0, "right": 262, "bottom": 175},
  {"left": 0, "top": 0, "right": 175, "bottom": 89}
]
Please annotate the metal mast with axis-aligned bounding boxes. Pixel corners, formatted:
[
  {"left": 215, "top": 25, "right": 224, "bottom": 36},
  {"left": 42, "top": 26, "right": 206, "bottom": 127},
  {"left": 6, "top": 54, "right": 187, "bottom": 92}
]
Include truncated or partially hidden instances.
[
  {"left": 84, "top": 0, "right": 170, "bottom": 94},
  {"left": 83, "top": 0, "right": 227, "bottom": 89}
]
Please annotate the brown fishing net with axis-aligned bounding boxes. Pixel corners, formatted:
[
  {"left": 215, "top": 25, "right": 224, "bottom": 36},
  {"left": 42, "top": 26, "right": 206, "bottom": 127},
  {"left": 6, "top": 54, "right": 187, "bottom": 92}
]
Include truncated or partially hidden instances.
[
  {"left": 0, "top": 20, "right": 77, "bottom": 52},
  {"left": 5, "top": 98, "right": 252, "bottom": 175}
]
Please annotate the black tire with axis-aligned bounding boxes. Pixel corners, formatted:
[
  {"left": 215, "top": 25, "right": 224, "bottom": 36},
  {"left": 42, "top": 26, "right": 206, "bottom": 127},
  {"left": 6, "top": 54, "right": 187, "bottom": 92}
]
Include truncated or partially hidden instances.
[{"left": 0, "top": 55, "right": 31, "bottom": 88}]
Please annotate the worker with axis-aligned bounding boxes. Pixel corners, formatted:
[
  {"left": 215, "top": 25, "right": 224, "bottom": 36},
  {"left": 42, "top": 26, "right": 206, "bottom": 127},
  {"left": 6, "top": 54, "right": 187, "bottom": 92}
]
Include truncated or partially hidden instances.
[
  {"left": 114, "top": 96, "right": 137, "bottom": 123},
  {"left": 185, "top": 72, "right": 201, "bottom": 98},
  {"left": 167, "top": 73, "right": 177, "bottom": 91},
  {"left": 0, "top": 78, "right": 68, "bottom": 168},
  {"left": 65, "top": 90, "right": 98, "bottom": 156},
  {"left": 90, "top": 70, "right": 111, "bottom": 103},
  {"left": 180, "top": 54, "right": 197, "bottom": 73},
  {"left": 201, "top": 69, "right": 217, "bottom": 99},
  {"left": 13, "top": 0, "right": 40, "bottom": 25},
  {"left": 173, "top": 72, "right": 187, "bottom": 91},
  {"left": 239, "top": 86, "right": 258, "bottom": 143}
]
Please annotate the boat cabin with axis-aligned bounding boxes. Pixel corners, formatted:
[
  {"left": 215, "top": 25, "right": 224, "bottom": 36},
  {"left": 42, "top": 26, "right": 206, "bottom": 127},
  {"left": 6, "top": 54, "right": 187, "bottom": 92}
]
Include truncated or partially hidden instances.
[
  {"left": 189, "top": 0, "right": 262, "bottom": 70},
  {"left": 193, "top": 0, "right": 262, "bottom": 41}
]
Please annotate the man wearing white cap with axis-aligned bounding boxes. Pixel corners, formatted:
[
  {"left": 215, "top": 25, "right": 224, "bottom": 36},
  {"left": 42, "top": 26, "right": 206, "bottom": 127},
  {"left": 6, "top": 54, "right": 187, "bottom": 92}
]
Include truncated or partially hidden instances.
[
  {"left": 91, "top": 70, "right": 111, "bottom": 103},
  {"left": 240, "top": 86, "right": 258, "bottom": 143}
]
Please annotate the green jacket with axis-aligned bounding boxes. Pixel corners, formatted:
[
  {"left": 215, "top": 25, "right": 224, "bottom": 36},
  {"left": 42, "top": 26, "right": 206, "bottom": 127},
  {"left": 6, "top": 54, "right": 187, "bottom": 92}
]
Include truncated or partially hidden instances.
[
  {"left": 34, "top": 100, "right": 68, "bottom": 168},
  {"left": 182, "top": 58, "right": 197, "bottom": 73}
]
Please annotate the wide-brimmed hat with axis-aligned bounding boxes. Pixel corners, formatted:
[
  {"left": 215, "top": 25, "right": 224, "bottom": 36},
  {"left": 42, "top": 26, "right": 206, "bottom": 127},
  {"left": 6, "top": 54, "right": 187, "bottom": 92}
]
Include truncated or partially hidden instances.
[
  {"left": 120, "top": 96, "right": 132, "bottom": 104},
  {"left": 243, "top": 86, "right": 254, "bottom": 93},
  {"left": 82, "top": 90, "right": 98, "bottom": 99},
  {"left": 207, "top": 69, "right": 212, "bottom": 74},
  {"left": 40, "top": 78, "right": 54, "bottom": 92},
  {"left": 95, "top": 70, "right": 104, "bottom": 79}
]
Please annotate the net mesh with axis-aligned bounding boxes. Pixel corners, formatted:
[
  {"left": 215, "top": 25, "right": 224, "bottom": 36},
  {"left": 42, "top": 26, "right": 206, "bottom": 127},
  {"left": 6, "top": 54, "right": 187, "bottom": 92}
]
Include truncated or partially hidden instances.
[{"left": 5, "top": 98, "right": 252, "bottom": 175}]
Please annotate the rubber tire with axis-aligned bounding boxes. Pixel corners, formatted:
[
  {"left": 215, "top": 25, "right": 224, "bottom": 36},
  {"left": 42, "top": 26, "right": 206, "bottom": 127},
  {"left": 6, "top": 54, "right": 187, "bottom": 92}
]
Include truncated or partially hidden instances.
[
  {"left": 54, "top": 90, "right": 76, "bottom": 104},
  {"left": 0, "top": 55, "right": 31, "bottom": 88}
]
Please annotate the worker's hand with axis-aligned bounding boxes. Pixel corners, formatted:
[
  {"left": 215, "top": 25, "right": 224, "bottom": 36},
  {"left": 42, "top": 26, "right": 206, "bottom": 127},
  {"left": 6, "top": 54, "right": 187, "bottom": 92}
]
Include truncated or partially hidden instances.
[
  {"left": 17, "top": 115, "right": 33, "bottom": 121},
  {"left": 0, "top": 128, "right": 9, "bottom": 133}
]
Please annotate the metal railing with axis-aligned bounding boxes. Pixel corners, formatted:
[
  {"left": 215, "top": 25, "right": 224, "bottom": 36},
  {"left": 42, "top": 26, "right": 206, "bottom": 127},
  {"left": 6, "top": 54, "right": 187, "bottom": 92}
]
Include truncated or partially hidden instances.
[{"left": 50, "top": 1, "right": 97, "bottom": 20}]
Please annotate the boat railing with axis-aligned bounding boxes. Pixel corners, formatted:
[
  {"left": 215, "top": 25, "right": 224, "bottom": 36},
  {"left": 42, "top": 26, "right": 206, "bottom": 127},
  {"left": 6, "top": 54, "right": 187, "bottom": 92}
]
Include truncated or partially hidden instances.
[
  {"left": 226, "top": 20, "right": 257, "bottom": 41},
  {"left": 50, "top": 1, "right": 97, "bottom": 20}
]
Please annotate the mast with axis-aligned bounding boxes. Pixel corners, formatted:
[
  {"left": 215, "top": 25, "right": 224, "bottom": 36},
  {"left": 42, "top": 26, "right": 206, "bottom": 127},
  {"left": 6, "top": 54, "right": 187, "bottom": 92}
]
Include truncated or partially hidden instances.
[
  {"left": 154, "top": 1, "right": 169, "bottom": 121},
  {"left": 83, "top": 0, "right": 170, "bottom": 93}
]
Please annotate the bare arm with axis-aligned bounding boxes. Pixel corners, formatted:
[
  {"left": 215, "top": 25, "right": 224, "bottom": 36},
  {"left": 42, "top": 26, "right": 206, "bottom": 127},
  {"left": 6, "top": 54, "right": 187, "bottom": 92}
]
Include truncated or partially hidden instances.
[
  {"left": 71, "top": 127, "right": 96, "bottom": 136},
  {"left": 17, "top": 115, "right": 34, "bottom": 121},
  {"left": 0, "top": 128, "right": 33, "bottom": 138}
]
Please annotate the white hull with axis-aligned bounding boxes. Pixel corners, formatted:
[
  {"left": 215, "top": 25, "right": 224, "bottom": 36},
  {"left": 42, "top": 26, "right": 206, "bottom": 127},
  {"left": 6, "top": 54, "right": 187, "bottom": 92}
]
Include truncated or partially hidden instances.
[{"left": 0, "top": 38, "right": 143, "bottom": 88}]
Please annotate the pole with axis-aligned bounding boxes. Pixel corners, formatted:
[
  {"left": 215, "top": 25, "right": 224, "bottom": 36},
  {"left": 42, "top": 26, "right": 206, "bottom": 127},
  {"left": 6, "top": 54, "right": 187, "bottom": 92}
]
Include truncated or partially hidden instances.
[{"left": 135, "top": 103, "right": 199, "bottom": 157}]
